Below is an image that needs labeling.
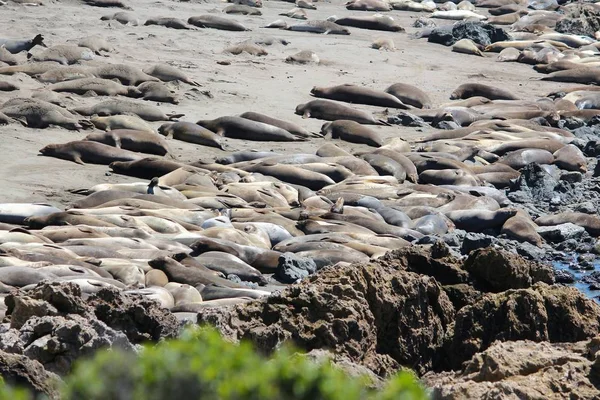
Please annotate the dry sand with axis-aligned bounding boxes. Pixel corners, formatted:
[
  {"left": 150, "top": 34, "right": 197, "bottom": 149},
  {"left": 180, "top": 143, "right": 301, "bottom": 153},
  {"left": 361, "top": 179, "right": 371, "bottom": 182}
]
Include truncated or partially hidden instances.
[{"left": 0, "top": 0, "right": 568, "bottom": 206}]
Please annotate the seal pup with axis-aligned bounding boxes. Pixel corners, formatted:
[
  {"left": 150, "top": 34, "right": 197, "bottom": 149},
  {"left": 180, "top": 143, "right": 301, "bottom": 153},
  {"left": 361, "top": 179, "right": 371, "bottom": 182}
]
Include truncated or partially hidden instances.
[
  {"left": 0, "top": 46, "right": 19, "bottom": 65},
  {"left": 223, "top": 5, "right": 262, "bottom": 15},
  {"left": 196, "top": 116, "right": 304, "bottom": 141},
  {"left": 321, "top": 120, "right": 383, "bottom": 147},
  {"left": 295, "top": 99, "right": 390, "bottom": 125},
  {"left": 296, "top": 0, "right": 316, "bottom": 9},
  {"left": 311, "top": 84, "right": 409, "bottom": 109},
  {"left": 371, "top": 37, "right": 395, "bottom": 51},
  {"left": 136, "top": 81, "right": 179, "bottom": 104},
  {"left": 47, "top": 77, "right": 140, "bottom": 97},
  {"left": 1, "top": 98, "right": 91, "bottom": 130},
  {"left": 384, "top": 83, "right": 432, "bottom": 109},
  {"left": 100, "top": 12, "right": 139, "bottom": 25},
  {"left": 279, "top": 7, "right": 308, "bottom": 19},
  {"left": 39, "top": 141, "right": 143, "bottom": 165},
  {"left": 158, "top": 121, "right": 228, "bottom": 149},
  {"left": 93, "top": 64, "right": 159, "bottom": 85},
  {"left": 28, "top": 45, "right": 94, "bottom": 65},
  {"left": 78, "top": 36, "right": 114, "bottom": 53},
  {"left": 346, "top": 0, "right": 392, "bottom": 11},
  {"left": 91, "top": 115, "right": 154, "bottom": 132},
  {"left": 452, "top": 39, "right": 485, "bottom": 57},
  {"left": 73, "top": 99, "right": 183, "bottom": 121},
  {"left": 224, "top": 42, "right": 268, "bottom": 56}
]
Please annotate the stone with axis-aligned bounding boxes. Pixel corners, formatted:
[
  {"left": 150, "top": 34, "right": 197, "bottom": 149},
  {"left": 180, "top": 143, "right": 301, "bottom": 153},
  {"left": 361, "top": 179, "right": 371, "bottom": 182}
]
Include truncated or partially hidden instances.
[
  {"left": 554, "top": 269, "right": 575, "bottom": 284},
  {"left": 463, "top": 247, "right": 554, "bottom": 292},
  {"left": 275, "top": 252, "right": 318, "bottom": 284},
  {"left": 428, "top": 21, "right": 510, "bottom": 47},
  {"left": 537, "top": 223, "right": 586, "bottom": 242},
  {"left": 460, "top": 233, "right": 493, "bottom": 254}
]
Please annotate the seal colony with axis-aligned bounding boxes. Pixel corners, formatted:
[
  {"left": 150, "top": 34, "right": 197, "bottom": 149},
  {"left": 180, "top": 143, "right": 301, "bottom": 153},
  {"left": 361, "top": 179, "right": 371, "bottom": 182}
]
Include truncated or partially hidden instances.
[{"left": 2, "top": 0, "right": 600, "bottom": 396}]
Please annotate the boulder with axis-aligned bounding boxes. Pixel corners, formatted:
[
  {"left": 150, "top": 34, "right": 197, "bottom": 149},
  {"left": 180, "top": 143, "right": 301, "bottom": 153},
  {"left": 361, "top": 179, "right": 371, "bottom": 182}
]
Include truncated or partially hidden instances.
[
  {"left": 275, "top": 252, "right": 317, "bottom": 284},
  {"left": 537, "top": 223, "right": 586, "bottom": 242},
  {"left": 428, "top": 21, "right": 511, "bottom": 47},
  {"left": 444, "top": 283, "right": 600, "bottom": 369},
  {"left": 464, "top": 247, "right": 554, "bottom": 292},
  {"left": 0, "top": 349, "right": 61, "bottom": 399}
]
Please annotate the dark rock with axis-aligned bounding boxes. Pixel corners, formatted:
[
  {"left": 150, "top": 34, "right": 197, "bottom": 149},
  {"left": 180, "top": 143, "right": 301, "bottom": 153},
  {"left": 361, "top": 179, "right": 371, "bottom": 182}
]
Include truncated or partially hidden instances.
[
  {"left": 88, "top": 287, "right": 179, "bottom": 343},
  {"left": 461, "top": 233, "right": 493, "bottom": 254},
  {"left": 275, "top": 252, "right": 318, "bottom": 283},
  {"left": 444, "top": 283, "right": 600, "bottom": 369},
  {"left": 198, "top": 258, "right": 455, "bottom": 377},
  {"left": 508, "top": 163, "right": 558, "bottom": 205},
  {"left": 428, "top": 21, "right": 511, "bottom": 47},
  {"left": 554, "top": 269, "right": 575, "bottom": 284},
  {"left": 464, "top": 247, "right": 554, "bottom": 292},
  {"left": 300, "top": 349, "right": 383, "bottom": 388},
  {"left": 387, "top": 111, "right": 427, "bottom": 127},
  {"left": 585, "top": 141, "right": 600, "bottom": 157},
  {"left": 560, "top": 171, "right": 583, "bottom": 183},
  {"left": 0, "top": 349, "right": 61, "bottom": 399},
  {"left": 582, "top": 271, "right": 600, "bottom": 289},
  {"left": 555, "top": 6, "right": 600, "bottom": 38},
  {"left": 443, "top": 284, "right": 482, "bottom": 312},
  {"left": 537, "top": 223, "right": 586, "bottom": 242}
]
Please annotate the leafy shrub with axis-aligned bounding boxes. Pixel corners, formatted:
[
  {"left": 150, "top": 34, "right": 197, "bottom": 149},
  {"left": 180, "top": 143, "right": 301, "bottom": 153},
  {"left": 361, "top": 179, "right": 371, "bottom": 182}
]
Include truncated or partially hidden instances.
[{"left": 61, "top": 327, "right": 428, "bottom": 400}]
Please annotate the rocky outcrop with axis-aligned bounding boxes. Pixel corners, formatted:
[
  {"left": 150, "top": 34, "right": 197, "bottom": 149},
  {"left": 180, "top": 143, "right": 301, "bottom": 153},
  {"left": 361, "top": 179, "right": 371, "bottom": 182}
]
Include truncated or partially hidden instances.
[
  {"left": 444, "top": 283, "right": 600, "bottom": 369},
  {"left": 0, "top": 282, "right": 179, "bottom": 375},
  {"left": 0, "top": 350, "right": 61, "bottom": 399},
  {"left": 428, "top": 21, "right": 510, "bottom": 47},
  {"left": 423, "top": 338, "right": 600, "bottom": 400},
  {"left": 198, "top": 260, "right": 455, "bottom": 376}
]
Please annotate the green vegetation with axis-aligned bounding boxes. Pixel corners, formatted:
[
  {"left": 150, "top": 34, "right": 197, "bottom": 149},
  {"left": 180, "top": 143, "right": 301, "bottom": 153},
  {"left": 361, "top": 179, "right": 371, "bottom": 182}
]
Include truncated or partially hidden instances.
[{"left": 0, "top": 327, "right": 428, "bottom": 400}]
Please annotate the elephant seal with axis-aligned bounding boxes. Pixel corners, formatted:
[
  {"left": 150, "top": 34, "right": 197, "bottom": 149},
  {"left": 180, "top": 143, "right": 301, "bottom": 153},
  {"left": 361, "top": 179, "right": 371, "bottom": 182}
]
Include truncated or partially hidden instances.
[
  {"left": 239, "top": 112, "right": 315, "bottom": 138},
  {"left": 0, "top": 34, "right": 45, "bottom": 54},
  {"left": 190, "top": 237, "right": 281, "bottom": 272},
  {"left": 39, "top": 141, "right": 143, "bottom": 165},
  {"left": 371, "top": 37, "right": 395, "bottom": 51},
  {"left": 295, "top": 100, "right": 389, "bottom": 125},
  {"left": 361, "top": 153, "right": 406, "bottom": 181},
  {"left": 159, "top": 121, "right": 227, "bottom": 149},
  {"left": 224, "top": 42, "right": 268, "bottom": 56},
  {"left": 279, "top": 7, "right": 307, "bottom": 19},
  {"left": 73, "top": 99, "right": 183, "bottom": 121},
  {"left": 143, "top": 64, "right": 199, "bottom": 86},
  {"left": 78, "top": 36, "right": 114, "bottom": 53},
  {"left": 321, "top": 120, "right": 383, "bottom": 147},
  {"left": 196, "top": 116, "right": 303, "bottom": 141},
  {"left": 244, "top": 162, "right": 335, "bottom": 190},
  {"left": 285, "top": 50, "right": 320, "bottom": 64},
  {"left": 296, "top": 0, "right": 316, "bottom": 8},
  {"left": 200, "top": 284, "right": 267, "bottom": 301},
  {"left": 35, "top": 66, "right": 96, "bottom": 84},
  {"left": 84, "top": 130, "right": 170, "bottom": 156},
  {"left": 499, "top": 148, "right": 554, "bottom": 169},
  {"left": 164, "top": 282, "right": 203, "bottom": 306},
  {"left": 346, "top": 0, "right": 392, "bottom": 11},
  {"left": 0, "top": 203, "right": 62, "bottom": 225},
  {"left": 286, "top": 20, "right": 350, "bottom": 35},
  {"left": 553, "top": 144, "right": 587, "bottom": 172},
  {"left": 536, "top": 212, "right": 600, "bottom": 236},
  {"left": 540, "top": 69, "right": 600, "bottom": 85},
  {"left": 452, "top": 39, "right": 485, "bottom": 56},
  {"left": 311, "top": 84, "right": 408, "bottom": 109},
  {"left": 47, "top": 77, "right": 139, "bottom": 97},
  {"left": 420, "top": 169, "right": 480, "bottom": 186},
  {"left": 0, "top": 46, "right": 19, "bottom": 65},
  {"left": 0, "top": 266, "right": 56, "bottom": 287},
  {"left": 333, "top": 15, "right": 404, "bottom": 32},
  {"left": 146, "top": 269, "right": 169, "bottom": 286},
  {"left": 1, "top": 98, "right": 91, "bottom": 130},
  {"left": 445, "top": 208, "right": 517, "bottom": 231},
  {"left": 136, "top": 81, "right": 179, "bottom": 104},
  {"left": 93, "top": 64, "right": 158, "bottom": 85},
  {"left": 193, "top": 252, "right": 266, "bottom": 284},
  {"left": 501, "top": 212, "right": 543, "bottom": 246},
  {"left": 91, "top": 115, "right": 154, "bottom": 132},
  {"left": 384, "top": 83, "right": 432, "bottom": 109},
  {"left": 188, "top": 15, "right": 249, "bottom": 31},
  {"left": 224, "top": 5, "right": 262, "bottom": 15},
  {"left": 144, "top": 17, "right": 192, "bottom": 29},
  {"left": 450, "top": 83, "right": 520, "bottom": 100},
  {"left": 29, "top": 45, "right": 94, "bottom": 65},
  {"left": 109, "top": 158, "right": 188, "bottom": 179}
]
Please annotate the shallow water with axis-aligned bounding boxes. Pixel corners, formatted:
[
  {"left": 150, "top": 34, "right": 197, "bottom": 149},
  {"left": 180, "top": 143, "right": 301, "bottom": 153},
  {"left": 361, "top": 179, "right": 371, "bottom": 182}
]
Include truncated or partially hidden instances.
[{"left": 553, "top": 262, "right": 600, "bottom": 303}]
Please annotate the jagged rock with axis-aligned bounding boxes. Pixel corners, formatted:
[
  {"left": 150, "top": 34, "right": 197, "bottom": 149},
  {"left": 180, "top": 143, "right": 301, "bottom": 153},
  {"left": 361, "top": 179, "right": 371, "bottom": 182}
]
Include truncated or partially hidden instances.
[
  {"left": 299, "top": 349, "right": 384, "bottom": 388},
  {"left": 198, "top": 260, "right": 455, "bottom": 376},
  {"left": 508, "top": 163, "right": 558, "bottom": 204},
  {"left": 555, "top": 6, "right": 600, "bottom": 38},
  {"left": 423, "top": 339, "right": 600, "bottom": 399},
  {"left": 537, "top": 223, "right": 586, "bottom": 242},
  {"left": 88, "top": 287, "right": 179, "bottom": 343},
  {"left": 554, "top": 269, "right": 575, "bottom": 284},
  {"left": 464, "top": 247, "right": 554, "bottom": 292},
  {"left": 0, "top": 349, "right": 61, "bottom": 399},
  {"left": 388, "top": 111, "right": 427, "bottom": 127},
  {"left": 379, "top": 245, "right": 469, "bottom": 285},
  {"left": 444, "top": 283, "right": 600, "bottom": 369},
  {"left": 275, "top": 252, "right": 317, "bottom": 284},
  {"left": 442, "top": 284, "right": 482, "bottom": 312},
  {"left": 460, "top": 233, "right": 494, "bottom": 254},
  {"left": 428, "top": 21, "right": 510, "bottom": 47}
]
